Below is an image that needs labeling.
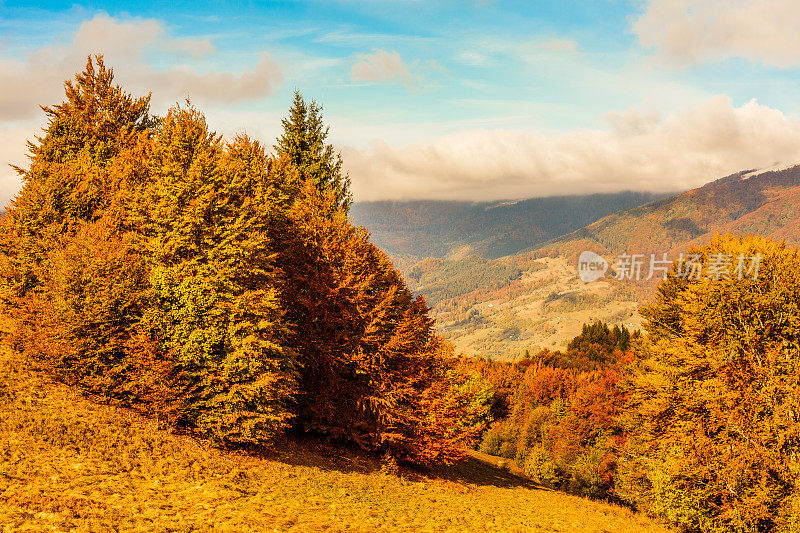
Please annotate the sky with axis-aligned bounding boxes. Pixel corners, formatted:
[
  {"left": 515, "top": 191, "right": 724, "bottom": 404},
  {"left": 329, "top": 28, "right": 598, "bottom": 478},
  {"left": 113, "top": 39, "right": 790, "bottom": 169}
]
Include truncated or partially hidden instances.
[{"left": 3, "top": 0, "right": 800, "bottom": 204}]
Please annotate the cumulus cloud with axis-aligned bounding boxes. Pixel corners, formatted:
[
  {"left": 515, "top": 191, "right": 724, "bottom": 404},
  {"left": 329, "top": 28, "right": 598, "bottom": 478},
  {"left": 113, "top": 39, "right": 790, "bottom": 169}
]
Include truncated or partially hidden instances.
[
  {"left": 633, "top": 0, "right": 800, "bottom": 67},
  {"left": 343, "top": 95, "right": 800, "bottom": 201},
  {"left": 0, "top": 13, "right": 285, "bottom": 207},
  {"left": 351, "top": 49, "right": 412, "bottom": 84},
  {"left": 0, "top": 14, "right": 283, "bottom": 120},
  {"left": 164, "top": 37, "right": 216, "bottom": 58}
]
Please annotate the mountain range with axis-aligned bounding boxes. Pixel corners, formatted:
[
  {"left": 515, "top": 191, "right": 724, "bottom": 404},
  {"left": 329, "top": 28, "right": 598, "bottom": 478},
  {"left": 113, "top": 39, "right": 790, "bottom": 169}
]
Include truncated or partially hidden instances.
[
  {"left": 352, "top": 164, "right": 800, "bottom": 358},
  {"left": 350, "top": 192, "right": 665, "bottom": 264}
]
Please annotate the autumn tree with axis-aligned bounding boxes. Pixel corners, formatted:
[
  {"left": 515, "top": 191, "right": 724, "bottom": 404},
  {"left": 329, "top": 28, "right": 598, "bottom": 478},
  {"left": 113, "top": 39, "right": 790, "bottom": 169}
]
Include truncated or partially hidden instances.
[
  {"left": 274, "top": 180, "right": 485, "bottom": 463},
  {"left": 274, "top": 90, "right": 351, "bottom": 210},
  {"left": 618, "top": 234, "right": 800, "bottom": 532},
  {"left": 0, "top": 56, "right": 161, "bottom": 408},
  {"left": 1, "top": 57, "right": 486, "bottom": 464},
  {"left": 138, "top": 105, "right": 297, "bottom": 444},
  {"left": 470, "top": 324, "right": 637, "bottom": 499},
  {"left": 2, "top": 55, "right": 153, "bottom": 303}
]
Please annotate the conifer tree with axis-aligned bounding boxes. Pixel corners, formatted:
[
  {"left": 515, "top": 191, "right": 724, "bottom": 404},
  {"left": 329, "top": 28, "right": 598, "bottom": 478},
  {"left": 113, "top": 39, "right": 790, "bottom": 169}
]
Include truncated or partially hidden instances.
[{"left": 274, "top": 90, "right": 352, "bottom": 210}]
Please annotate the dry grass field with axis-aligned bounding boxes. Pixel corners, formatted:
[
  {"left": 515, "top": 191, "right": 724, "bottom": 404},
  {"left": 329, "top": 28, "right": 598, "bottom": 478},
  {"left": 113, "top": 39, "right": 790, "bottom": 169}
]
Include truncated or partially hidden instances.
[{"left": 0, "top": 346, "right": 668, "bottom": 532}]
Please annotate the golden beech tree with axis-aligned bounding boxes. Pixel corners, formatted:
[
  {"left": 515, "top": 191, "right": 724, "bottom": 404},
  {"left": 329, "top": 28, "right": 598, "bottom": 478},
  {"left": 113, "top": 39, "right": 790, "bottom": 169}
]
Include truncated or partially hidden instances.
[
  {"left": 618, "top": 234, "right": 800, "bottom": 532},
  {"left": 137, "top": 105, "right": 298, "bottom": 444},
  {"left": 0, "top": 56, "right": 487, "bottom": 463}
]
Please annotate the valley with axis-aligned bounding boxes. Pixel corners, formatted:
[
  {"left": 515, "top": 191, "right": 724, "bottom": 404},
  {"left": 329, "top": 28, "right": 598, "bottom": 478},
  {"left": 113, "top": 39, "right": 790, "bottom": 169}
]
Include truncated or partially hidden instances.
[{"left": 356, "top": 164, "right": 800, "bottom": 358}]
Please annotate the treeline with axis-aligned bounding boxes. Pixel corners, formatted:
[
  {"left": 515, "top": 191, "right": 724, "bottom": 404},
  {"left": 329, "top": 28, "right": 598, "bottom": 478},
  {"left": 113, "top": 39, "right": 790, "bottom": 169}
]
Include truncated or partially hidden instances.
[
  {"left": 0, "top": 56, "right": 490, "bottom": 465},
  {"left": 407, "top": 256, "right": 523, "bottom": 306},
  {"left": 468, "top": 233, "right": 800, "bottom": 532},
  {"left": 467, "top": 322, "right": 636, "bottom": 498}
]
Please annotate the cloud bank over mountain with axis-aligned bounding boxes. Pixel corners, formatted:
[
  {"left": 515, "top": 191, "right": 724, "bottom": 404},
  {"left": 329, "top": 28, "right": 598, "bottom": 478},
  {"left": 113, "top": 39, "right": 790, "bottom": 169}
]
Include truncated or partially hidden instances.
[
  {"left": 344, "top": 96, "right": 800, "bottom": 201},
  {"left": 3, "top": 3, "right": 800, "bottom": 206}
]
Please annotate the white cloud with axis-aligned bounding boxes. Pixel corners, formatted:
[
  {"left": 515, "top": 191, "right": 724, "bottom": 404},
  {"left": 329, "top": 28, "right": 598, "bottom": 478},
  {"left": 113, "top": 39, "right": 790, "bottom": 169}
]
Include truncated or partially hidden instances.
[
  {"left": 163, "top": 37, "right": 216, "bottom": 58},
  {"left": 351, "top": 49, "right": 412, "bottom": 84},
  {"left": 633, "top": 0, "right": 800, "bottom": 67},
  {"left": 342, "top": 95, "right": 800, "bottom": 201},
  {"left": 0, "top": 13, "right": 285, "bottom": 207},
  {"left": 540, "top": 39, "right": 577, "bottom": 54},
  {"left": 0, "top": 121, "right": 41, "bottom": 208},
  {"left": 0, "top": 14, "right": 283, "bottom": 120}
]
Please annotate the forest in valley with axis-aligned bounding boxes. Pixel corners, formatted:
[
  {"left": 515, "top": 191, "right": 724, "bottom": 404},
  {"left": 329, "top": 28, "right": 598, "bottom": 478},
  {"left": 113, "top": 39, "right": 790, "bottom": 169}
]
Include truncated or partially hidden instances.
[{"left": 4, "top": 57, "right": 800, "bottom": 532}]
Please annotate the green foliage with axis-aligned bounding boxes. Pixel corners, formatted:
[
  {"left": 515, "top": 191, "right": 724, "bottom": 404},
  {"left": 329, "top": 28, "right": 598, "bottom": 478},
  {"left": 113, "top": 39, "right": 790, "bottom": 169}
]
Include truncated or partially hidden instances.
[
  {"left": 531, "top": 322, "right": 638, "bottom": 371},
  {"left": 275, "top": 89, "right": 351, "bottom": 210},
  {"left": 568, "top": 321, "right": 637, "bottom": 353}
]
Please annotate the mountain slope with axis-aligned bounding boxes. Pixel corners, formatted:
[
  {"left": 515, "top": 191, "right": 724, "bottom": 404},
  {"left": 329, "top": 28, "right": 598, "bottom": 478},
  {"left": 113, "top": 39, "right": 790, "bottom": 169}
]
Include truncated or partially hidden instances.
[
  {"left": 544, "top": 164, "right": 800, "bottom": 259},
  {"left": 351, "top": 192, "right": 666, "bottom": 261},
  {"left": 0, "top": 346, "right": 667, "bottom": 532},
  {"left": 395, "top": 164, "right": 800, "bottom": 358}
]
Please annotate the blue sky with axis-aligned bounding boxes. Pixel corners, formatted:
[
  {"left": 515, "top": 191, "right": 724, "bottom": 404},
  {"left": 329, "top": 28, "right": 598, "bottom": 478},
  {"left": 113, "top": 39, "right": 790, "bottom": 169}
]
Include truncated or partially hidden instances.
[{"left": 3, "top": 0, "right": 800, "bottom": 203}]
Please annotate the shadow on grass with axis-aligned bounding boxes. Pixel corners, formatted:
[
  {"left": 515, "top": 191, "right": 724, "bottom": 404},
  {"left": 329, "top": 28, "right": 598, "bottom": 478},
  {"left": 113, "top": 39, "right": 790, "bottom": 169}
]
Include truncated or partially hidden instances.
[
  {"left": 227, "top": 432, "right": 543, "bottom": 490},
  {"left": 422, "top": 455, "right": 543, "bottom": 490}
]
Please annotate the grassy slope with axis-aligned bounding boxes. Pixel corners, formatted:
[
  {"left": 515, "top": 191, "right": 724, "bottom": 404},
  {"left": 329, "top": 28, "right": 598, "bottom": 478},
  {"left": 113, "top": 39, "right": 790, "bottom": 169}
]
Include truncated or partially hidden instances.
[{"left": 0, "top": 346, "right": 667, "bottom": 532}]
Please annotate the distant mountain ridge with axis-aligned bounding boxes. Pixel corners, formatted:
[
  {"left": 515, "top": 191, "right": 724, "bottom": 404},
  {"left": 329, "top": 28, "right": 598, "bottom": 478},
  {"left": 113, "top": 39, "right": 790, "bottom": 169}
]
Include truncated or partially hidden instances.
[
  {"left": 540, "top": 163, "right": 800, "bottom": 260},
  {"left": 356, "top": 163, "right": 800, "bottom": 358},
  {"left": 351, "top": 192, "right": 667, "bottom": 261}
]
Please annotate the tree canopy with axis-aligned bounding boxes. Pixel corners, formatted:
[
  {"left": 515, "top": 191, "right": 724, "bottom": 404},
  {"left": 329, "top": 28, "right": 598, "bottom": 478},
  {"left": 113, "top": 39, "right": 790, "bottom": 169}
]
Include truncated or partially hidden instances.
[
  {"left": 0, "top": 56, "right": 485, "bottom": 465},
  {"left": 619, "top": 234, "right": 800, "bottom": 532}
]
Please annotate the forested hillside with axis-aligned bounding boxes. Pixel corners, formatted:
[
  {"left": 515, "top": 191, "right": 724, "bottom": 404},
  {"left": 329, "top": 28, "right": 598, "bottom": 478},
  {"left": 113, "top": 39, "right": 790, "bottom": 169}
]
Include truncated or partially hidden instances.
[
  {"left": 399, "top": 163, "right": 800, "bottom": 357},
  {"left": 352, "top": 192, "right": 665, "bottom": 261},
  {"left": 0, "top": 56, "right": 488, "bottom": 465},
  {"left": 466, "top": 233, "right": 800, "bottom": 532},
  {"left": 546, "top": 164, "right": 800, "bottom": 259}
]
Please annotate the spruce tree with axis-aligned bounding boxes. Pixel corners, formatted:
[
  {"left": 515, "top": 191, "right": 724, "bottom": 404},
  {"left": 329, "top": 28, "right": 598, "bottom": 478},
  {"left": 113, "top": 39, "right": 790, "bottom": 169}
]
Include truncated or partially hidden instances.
[{"left": 274, "top": 90, "right": 352, "bottom": 210}]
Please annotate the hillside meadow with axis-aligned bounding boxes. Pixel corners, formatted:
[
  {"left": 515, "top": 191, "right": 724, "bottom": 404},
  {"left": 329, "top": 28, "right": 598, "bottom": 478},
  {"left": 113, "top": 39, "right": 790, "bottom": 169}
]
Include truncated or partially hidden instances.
[{"left": 0, "top": 345, "right": 668, "bottom": 532}]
